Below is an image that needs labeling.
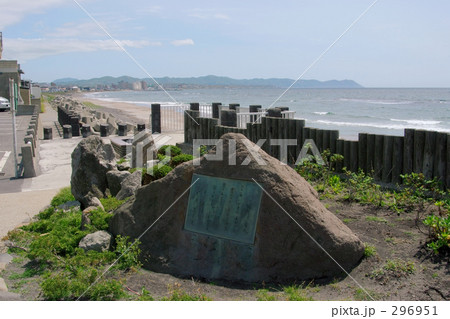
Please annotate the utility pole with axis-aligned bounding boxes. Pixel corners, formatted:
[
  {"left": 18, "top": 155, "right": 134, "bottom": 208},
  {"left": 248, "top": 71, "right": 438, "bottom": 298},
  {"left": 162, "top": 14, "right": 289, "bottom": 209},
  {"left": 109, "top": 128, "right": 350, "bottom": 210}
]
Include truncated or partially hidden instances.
[{"left": 9, "top": 78, "right": 19, "bottom": 178}]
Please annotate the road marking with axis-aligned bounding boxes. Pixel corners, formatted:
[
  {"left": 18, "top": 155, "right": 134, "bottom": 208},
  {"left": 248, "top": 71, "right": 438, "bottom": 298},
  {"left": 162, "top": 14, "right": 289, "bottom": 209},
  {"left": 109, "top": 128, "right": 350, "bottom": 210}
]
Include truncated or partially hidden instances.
[{"left": 0, "top": 151, "right": 11, "bottom": 174}]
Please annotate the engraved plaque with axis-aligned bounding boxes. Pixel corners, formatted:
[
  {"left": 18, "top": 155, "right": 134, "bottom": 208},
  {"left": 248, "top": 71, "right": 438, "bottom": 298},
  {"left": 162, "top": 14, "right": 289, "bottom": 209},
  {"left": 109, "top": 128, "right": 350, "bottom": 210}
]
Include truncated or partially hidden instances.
[{"left": 184, "top": 174, "right": 262, "bottom": 244}]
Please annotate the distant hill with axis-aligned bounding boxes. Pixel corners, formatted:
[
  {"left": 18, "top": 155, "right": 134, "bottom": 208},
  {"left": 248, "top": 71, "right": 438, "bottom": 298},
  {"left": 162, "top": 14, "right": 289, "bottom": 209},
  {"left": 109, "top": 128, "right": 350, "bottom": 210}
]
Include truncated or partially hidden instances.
[{"left": 53, "top": 75, "right": 363, "bottom": 89}]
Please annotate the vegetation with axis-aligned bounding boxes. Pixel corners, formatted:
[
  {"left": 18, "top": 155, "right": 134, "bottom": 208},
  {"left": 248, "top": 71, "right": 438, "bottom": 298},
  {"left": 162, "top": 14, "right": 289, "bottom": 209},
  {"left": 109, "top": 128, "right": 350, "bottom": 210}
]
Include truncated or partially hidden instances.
[
  {"left": 82, "top": 101, "right": 102, "bottom": 109},
  {"left": 50, "top": 186, "right": 75, "bottom": 208},
  {"left": 158, "top": 145, "right": 182, "bottom": 157},
  {"left": 295, "top": 150, "right": 449, "bottom": 256}
]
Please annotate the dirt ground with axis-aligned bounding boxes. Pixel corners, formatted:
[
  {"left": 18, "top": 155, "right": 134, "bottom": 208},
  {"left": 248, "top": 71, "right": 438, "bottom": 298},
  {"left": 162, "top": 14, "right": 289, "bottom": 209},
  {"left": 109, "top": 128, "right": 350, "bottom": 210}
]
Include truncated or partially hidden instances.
[{"left": 2, "top": 199, "right": 449, "bottom": 301}]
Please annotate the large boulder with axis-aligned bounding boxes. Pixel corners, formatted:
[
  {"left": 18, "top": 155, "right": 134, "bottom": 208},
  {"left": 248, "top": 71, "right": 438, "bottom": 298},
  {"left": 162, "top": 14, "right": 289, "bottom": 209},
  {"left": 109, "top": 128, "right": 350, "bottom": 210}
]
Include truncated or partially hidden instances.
[
  {"left": 110, "top": 133, "right": 364, "bottom": 283},
  {"left": 116, "top": 170, "right": 142, "bottom": 200},
  {"left": 106, "top": 170, "right": 131, "bottom": 197},
  {"left": 71, "top": 136, "right": 116, "bottom": 208},
  {"left": 79, "top": 231, "right": 112, "bottom": 252}
]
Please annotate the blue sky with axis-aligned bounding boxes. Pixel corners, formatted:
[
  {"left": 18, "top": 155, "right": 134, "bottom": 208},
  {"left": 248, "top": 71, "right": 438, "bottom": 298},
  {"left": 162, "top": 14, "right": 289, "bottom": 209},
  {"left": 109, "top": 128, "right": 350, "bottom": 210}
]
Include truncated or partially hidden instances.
[{"left": 0, "top": 0, "right": 449, "bottom": 87}]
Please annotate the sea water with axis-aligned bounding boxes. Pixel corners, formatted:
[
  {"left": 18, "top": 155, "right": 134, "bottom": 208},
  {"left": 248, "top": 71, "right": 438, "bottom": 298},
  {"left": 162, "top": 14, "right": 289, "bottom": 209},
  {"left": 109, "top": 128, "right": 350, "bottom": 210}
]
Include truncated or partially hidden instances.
[{"left": 86, "top": 87, "right": 450, "bottom": 140}]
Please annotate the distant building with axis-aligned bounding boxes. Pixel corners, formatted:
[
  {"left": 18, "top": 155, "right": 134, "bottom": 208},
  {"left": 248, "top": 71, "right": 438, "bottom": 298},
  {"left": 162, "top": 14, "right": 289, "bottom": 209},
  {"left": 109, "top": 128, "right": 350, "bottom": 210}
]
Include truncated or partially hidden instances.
[
  {"left": 132, "top": 81, "right": 142, "bottom": 91},
  {"left": 0, "top": 60, "right": 24, "bottom": 101}
]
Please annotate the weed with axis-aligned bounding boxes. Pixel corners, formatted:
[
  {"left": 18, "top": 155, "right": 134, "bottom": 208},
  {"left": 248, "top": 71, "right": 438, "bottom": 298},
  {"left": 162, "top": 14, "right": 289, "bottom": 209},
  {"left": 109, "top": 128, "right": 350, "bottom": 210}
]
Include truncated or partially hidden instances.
[
  {"left": 423, "top": 214, "right": 450, "bottom": 254},
  {"left": 343, "top": 218, "right": 356, "bottom": 224},
  {"left": 370, "top": 259, "right": 415, "bottom": 281},
  {"left": 100, "top": 196, "right": 127, "bottom": 212},
  {"left": 50, "top": 187, "right": 75, "bottom": 208},
  {"left": 256, "top": 289, "right": 277, "bottom": 301},
  {"left": 363, "top": 244, "right": 377, "bottom": 258},
  {"left": 354, "top": 288, "right": 376, "bottom": 301},
  {"left": 432, "top": 273, "right": 439, "bottom": 279},
  {"left": 162, "top": 284, "right": 211, "bottom": 301},
  {"left": 365, "top": 216, "right": 388, "bottom": 223},
  {"left": 114, "top": 235, "right": 142, "bottom": 271},
  {"left": 138, "top": 287, "right": 155, "bottom": 301},
  {"left": 283, "top": 284, "right": 313, "bottom": 301}
]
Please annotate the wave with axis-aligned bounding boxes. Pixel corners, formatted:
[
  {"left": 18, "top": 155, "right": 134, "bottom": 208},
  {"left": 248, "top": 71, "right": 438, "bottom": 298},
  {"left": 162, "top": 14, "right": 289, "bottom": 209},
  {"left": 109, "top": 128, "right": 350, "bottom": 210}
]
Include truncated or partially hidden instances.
[
  {"left": 339, "top": 98, "right": 414, "bottom": 105},
  {"left": 390, "top": 119, "right": 441, "bottom": 125},
  {"left": 313, "top": 111, "right": 333, "bottom": 115},
  {"left": 315, "top": 120, "right": 450, "bottom": 133}
]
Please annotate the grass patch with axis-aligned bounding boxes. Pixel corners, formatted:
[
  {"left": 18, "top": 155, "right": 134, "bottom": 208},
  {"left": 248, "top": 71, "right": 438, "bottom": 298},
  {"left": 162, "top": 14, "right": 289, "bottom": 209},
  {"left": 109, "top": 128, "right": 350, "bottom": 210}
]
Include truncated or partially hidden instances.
[
  {"left": 283, "top": 284, "right": 313, "bottom": 301},
  {"left": 256, "top": 289, "right": 277, "bottom": 301},
  {"left": 50, "top": 187, "right": 75, "bottom": 208},
  {"left": 83, "top": 101, "right": 102, "bottom": 109},
  {"left": 100, "top": 196, "right": 127, "bottom": 212},
  {"left": 365, "top": 216, "right": 388, "bottom": 223},
  {"left": 363, "top": 244, "right": 377, "bottom": 258}
]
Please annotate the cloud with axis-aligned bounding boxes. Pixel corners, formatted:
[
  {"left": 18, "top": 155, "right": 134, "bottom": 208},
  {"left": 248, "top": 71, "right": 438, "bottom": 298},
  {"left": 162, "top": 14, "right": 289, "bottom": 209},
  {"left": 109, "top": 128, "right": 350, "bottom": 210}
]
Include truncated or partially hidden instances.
[
  {"left": 189, "top": 9, "right": 230, "bottom": 20},
  {"left": 171, "top": 38, "right": 194, "bottom": 46},
  {"left": 2, "top": 37, "right": 160, "bottom": 61},
  {"left": 47, "top": 22, "right": 105, "bottom": 38},
  {"left": 0, "top": 0, "right": 68, "bottom": 29}
]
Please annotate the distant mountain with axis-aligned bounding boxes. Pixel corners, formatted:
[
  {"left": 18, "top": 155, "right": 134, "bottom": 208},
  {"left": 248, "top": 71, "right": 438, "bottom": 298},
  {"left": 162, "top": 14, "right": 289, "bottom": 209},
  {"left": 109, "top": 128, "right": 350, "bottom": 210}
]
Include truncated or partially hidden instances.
[{"left": 53, "top": 75, "right": 363, "bottom": 89}]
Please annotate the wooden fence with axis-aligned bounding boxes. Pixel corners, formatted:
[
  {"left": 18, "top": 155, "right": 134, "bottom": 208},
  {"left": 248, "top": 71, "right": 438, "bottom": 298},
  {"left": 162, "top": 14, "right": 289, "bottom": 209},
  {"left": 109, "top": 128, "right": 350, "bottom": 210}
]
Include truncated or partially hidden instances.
[{"left": 184, "top": 109, "right": 449, "bottom": 188}]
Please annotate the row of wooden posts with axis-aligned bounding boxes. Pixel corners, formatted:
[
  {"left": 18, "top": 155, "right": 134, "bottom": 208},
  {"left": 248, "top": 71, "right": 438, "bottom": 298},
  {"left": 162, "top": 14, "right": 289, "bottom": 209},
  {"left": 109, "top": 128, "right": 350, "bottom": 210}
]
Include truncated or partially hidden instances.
[{"left": 183, "top": 105, "right": 450, "bottom": 189}]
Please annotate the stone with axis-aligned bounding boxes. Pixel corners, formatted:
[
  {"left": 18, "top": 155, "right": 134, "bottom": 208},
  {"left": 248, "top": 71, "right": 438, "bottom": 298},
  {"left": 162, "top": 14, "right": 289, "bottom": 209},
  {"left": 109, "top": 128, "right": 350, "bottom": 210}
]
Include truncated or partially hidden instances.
[
  {"left": 0, "top": 278, "right": 7, "bottom": 292},
  {"left": 79, "top": 231, "right": 112, "bottom": 252},
  {"left": 106, "top": 170, "right": 131, "bottom": 197},
  {"left": 110, "top": 133, "right": 364, "bottom": 283},
  {"left": 0, "top": 291, "right": 22, "bottom": 301},
  {"left": 0, "top": 263, "right": 6, "bottom": 271},
  {"left": 57, "top": 200, "right": 81, "bottom": 211},
  {"left": 80, "top": 206, "right": 98, "bottom": 231},
  {"left": 71, "top": 136, "right": 116, "bottom": 208},
  {"left": 117, "top": 161, "right": 131, "bottom": 171},
  {"left": 0, "top": 253, "right": 13, "bottom": 264},
  {"left": 116, "top": 170, "right": 142, "bottom": 200}
]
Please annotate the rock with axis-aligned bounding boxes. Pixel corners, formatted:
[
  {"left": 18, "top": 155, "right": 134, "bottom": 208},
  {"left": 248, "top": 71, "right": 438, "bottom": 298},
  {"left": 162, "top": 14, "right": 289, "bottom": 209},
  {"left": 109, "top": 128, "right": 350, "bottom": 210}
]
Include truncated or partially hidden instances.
[
  {"left": 0, "top": 253, "right": 13, "bottom": 264},
  {"left": 106, "top": 170, "right": 131, "bottom": 197},
  {"left": 107, "top": 115, "right": 118, "bottom": 135},
  {"left": 0, "top": 263, "right": 6, "bottom": 271},
  {"left": 0, "top": 278, "right": 7, "bottom": 292},
  {"left": 110, "top": 133, "right": 364, "bottom": 283},
  {"left": 71, "top": 136, "right": 116, "bottom": 208},
  {"left": 116, "top": 170, "right": 142, "bottom": 200},
  {"left": 83, "top": 196, "right": 104, "bottom": 210},
  {"left": 0, "top": 291, "right": 22, "bottom": 301},
  {"left": 57, "top": 200, "right": 81, "bottom": 211},
  {"left": 79, "top": 231, "right": 112, "bottom": 252},
  {"left": 117, "top": 161, "right": 131, "bottom": 171},
  {"left": 80, "top": 206, "right": 98, "bottom": 231}
]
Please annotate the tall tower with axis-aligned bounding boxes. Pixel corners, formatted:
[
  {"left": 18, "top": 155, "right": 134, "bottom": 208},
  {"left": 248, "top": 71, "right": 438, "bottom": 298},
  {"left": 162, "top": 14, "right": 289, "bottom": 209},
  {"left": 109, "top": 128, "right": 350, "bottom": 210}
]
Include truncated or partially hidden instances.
[{"left": 0, "top": 32, "right": 3, "bottom": 59}]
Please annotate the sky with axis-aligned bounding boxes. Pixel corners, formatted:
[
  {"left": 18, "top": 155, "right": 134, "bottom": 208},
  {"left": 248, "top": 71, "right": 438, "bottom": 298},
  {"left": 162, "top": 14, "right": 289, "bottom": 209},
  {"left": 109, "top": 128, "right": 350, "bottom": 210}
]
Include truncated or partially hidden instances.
[{"left": 0, "top": 0, "right": 449, "bottom": 87}]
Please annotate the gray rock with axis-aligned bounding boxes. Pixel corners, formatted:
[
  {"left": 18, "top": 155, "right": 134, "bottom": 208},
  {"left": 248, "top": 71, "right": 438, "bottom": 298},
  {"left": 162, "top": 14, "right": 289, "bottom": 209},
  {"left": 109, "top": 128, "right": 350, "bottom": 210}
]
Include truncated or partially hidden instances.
[
  {"left": 117, "top": 161, "right": 131, "bottom": 171},
  {"left": 106, "top": 170, "right": 131, "bottom": 197},
  {"left": 116, "top": 170, "right": 142, "bottom": 200},
  {"left": 79, "top": 231, "right": 112, "bottom": 252},
  {"left": 57, "top": 200, "right": 81, "bottom": 211},
  {"left": 71, "top": 136, "right": 116, "bottom": 208},
  {"left": 0, "top": 291, "right": 22, "bottom": 301},
  {"left": 0, "top": 278, "right": 7, "bottom": 292},
  {"left": 110, "top": 133, "right": 364, "bottom": 283},
  {"left": 0, "top": 253, "right": 13, "bottom": 264}
]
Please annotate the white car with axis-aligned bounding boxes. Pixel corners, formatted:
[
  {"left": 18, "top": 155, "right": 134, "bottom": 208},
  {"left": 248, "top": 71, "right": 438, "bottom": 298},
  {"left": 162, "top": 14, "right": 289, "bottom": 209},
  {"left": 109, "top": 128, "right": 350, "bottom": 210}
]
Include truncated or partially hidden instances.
[{"left": 0, "top": 97, "right": 10, "bottom": 111}]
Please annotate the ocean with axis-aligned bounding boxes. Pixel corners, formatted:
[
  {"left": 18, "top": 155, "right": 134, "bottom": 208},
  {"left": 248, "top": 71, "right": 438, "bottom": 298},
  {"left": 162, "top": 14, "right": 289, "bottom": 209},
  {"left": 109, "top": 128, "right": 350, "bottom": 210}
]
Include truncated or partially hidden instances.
[{"left": 85, "top": 88, "right": 450, "bottom": 140}]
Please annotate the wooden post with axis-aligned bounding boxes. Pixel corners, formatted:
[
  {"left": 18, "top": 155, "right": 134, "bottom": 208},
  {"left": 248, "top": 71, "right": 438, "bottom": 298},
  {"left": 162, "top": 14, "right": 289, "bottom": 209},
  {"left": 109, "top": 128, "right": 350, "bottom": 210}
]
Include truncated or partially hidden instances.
[
  {"left": 358, "top": 133, "right": 368, "bottom": 173},
  {"left": 323, "top": 130, "right": 330, "bottom": 151},
  {"left": 392, "top": 136, "right": 404, "bottom": 184},
  {"left": 413, "top": 130, "right": 426, "bottom": 174},
  {"left": 423, "top": 131, "right": 437, "bottom": 180},
  {"left": 330, "top": 130, "right": 339, "bottom": 154},
  {"left": 366, "top": 134, "right": 376, "bottom": 174},
  {"left": 336, "top": 139, "right": 344, "bottom": 172},
  {"left": 316, "top": 129, "right": 323, "bottom": 152},
  {"left": 382, "top": 135, "right": 394, "bottom": 183},
  {"left": 434, "top": 132, "right": 447, "bottom": 187},
  {"left": 343, "top": 140, "right": 351, "bottom": 171},
  {"left": 374, "top": 135, "right": 384, "bottom": 181},
  {"left": 403, "top": 129, "right": 414, "bottom": 175},
  {"left": 350, "top": 141, "right": 359, "bottom": 172},
  {"left": 288, "top": 119, "right": 297, "bottom": 164}
]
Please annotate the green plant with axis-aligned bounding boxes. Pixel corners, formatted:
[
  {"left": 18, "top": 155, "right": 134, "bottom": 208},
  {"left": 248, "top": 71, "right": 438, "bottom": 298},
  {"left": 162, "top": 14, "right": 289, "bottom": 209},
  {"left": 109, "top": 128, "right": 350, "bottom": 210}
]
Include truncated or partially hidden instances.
[
  {"left": 147, "top": 165, "right": 173, "bottom": 180},
  {"left": 100, "top": 196, "right": 127, "bottom": 212},
  {"left": 162, "top": 284, "right": 211, "bottom": 301},
  {"left": 256, "top": 289, "right": 277, "bottom": 301},
  {"left": 87, "top": 208, "right": 113, "bottom": 231},
  {"left": 363, "top": 244, "right": 377, "bottom": 258},
  {"left": 423, "top": 214, "right": 450, "bottom": 254},
  {"left": 158, "top": 145, "right": 181, "bottom": 157},
  {"left": 114, "top": 235, "right": 142, "bottom": 270},
  {"left": 365, "top": 216, "right": 388, "bottom": 223},
  {"left": 138, "top": 287, "right": 155, "bottom": 301},
  {"left": 171, "top": 154, "right": 194, "bottom": 167},
  {"left": 50, "top": 187, "right": 75, "bottom": 207},
  {"left": 283, "top": 284, "right": 313, "bottom": 301},
  {"left": 82, "top": 101, "right": 102, "bottom": 109}
]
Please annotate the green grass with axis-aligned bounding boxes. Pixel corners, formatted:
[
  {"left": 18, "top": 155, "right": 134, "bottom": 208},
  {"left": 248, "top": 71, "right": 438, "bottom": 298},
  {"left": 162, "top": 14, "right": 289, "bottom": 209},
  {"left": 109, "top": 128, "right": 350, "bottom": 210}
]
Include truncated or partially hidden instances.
[
  {"left": 256, "top": 289, "right": 277, "bottom": 301},
  {"left": 50, "top": 187, "right": 75, "bottom": 208},
  {"left": 100, "top": 196, "right": 127, "bottom": 212},
  {"left": 363, "top": 244, "right": 377, "bottom": 258},
  {"left": 283, "top": 284, "right": 313, "bottom": 301},
  {"left": 365, "top": 216, "right": 388, "bottom": 223},
  {"left": 82, "top": 101, "right": 102, "bottom": 109}
]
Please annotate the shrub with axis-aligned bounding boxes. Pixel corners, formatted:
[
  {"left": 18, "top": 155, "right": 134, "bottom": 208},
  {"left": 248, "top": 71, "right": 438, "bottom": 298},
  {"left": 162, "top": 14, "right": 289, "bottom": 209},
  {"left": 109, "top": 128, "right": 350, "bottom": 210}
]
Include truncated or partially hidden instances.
[
  {"left": 114, "top": 235, "right": 142, "bottom": 270},
  {"left": 100, "top": 196, "right": 127, "bottom": 212},
  {"left": 423, "top": 215, "right": 450, "bottom": 254},
  {"left": 171, "top": 154, "right": 194, "bottom": 167},
  {"left": 363, "top": 244, "right": 377, "bottom": 258},
  {"left": 50, "top": 187, "right": 75, "bottom": 207},
  {"left": 158, "top": 145, "right": 181, "bottom": 157},
  {"left": 147, "top": 165, "right": 173, "bottom": 180}
]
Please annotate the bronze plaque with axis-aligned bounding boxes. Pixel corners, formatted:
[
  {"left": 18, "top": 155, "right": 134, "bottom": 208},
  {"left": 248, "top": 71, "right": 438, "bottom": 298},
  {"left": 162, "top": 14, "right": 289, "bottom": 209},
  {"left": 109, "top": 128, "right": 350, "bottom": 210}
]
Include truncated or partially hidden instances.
[{"left": 184, "top": 174, "right": 262, "bottom": 244}]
